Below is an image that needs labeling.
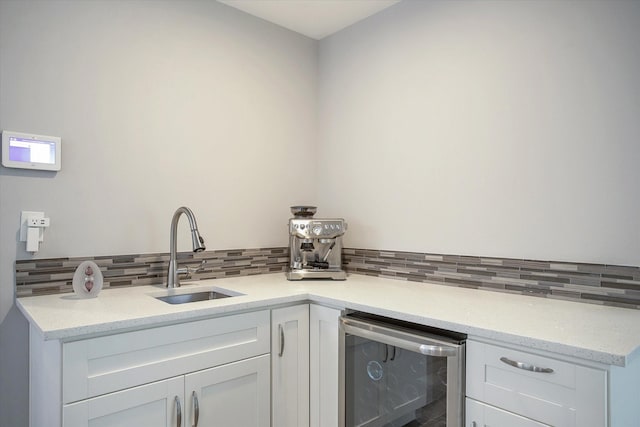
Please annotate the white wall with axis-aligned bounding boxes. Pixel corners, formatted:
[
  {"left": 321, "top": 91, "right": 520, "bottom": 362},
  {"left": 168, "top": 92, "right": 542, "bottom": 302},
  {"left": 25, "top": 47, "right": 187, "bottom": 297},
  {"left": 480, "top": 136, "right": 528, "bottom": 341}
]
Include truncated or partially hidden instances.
[
  {"left": 3, "top": 0, "right": 640, "bottom": 425},
  {"left": 318, "top": 0, "right": 640, "bottom": 267},
  {"left": 0, "top": 1, "right": 317, "bottom": 424}
]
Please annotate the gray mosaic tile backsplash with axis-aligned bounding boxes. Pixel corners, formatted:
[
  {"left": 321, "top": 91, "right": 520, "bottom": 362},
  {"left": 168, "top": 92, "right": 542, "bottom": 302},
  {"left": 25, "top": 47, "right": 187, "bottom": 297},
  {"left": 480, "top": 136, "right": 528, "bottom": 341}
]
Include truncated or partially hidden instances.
[
  {"left": 16, "top": 247, "right": 640, "bottom": 309},
  {"left": 15, "top": 247, "right": 288, "bottom": 297},
  {"left": 343, "top": 248, "right": 640, "bottom": 309}
]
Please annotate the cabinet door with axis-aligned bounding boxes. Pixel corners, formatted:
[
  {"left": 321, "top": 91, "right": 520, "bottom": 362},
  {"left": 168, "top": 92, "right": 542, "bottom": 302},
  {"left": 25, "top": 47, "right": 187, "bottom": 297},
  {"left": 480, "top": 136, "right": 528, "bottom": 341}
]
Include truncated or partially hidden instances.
[
  {"left": 272, "top": 304, "right": 310, "bottom": 427},
  {"left": 184, "top": 354, "right": 270, "bottom": 427},
  {"left": 310, "top": 304, "right": 341, "bottom": 427},
  {"left": 466, "top": 398, "right": 550, "bottom": 427},
  {"left": 63, "top": 376, "right": 183, "bottom": 427}
]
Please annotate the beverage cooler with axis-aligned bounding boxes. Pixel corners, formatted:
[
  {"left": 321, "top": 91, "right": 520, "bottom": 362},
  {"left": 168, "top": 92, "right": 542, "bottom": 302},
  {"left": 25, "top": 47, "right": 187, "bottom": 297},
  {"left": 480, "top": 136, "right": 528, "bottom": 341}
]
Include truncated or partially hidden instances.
[{"left": 339, "top": 313, "right": 466, "bottom": 427}]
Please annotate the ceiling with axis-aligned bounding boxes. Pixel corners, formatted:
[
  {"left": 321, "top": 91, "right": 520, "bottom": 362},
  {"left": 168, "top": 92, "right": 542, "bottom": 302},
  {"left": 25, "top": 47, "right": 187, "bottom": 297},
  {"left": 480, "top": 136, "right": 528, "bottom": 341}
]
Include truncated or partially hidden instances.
[{"left": 217, "top": 0, "right": 401, "bottom": 40}]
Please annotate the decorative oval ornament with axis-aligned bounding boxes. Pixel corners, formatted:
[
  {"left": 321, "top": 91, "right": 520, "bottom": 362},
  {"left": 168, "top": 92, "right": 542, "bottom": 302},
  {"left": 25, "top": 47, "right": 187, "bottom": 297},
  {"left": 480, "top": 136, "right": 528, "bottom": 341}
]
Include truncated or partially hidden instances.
[{"left": 72, "top": 260, "right": 103, "bottom": 298}]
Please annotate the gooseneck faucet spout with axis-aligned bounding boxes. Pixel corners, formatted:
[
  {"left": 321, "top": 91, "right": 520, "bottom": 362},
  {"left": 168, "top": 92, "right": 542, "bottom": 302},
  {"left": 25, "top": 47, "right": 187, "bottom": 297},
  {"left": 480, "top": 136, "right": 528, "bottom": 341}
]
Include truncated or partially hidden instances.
[{"left": 167, "top": 206, "right": 206, "bottom": 288}]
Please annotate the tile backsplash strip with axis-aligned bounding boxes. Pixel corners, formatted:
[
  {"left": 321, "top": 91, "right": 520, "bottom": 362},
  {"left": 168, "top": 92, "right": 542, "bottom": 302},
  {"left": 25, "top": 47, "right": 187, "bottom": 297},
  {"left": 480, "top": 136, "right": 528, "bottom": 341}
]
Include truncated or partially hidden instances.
[
  {"left": 15, "top": 247, "right": 289, "bottom": 297},
  {"left": 343, "top": 248, "right": 640, "bottom": 309},
  {"left": 16, "top": 246, "right": 640, "bottom": 309}
]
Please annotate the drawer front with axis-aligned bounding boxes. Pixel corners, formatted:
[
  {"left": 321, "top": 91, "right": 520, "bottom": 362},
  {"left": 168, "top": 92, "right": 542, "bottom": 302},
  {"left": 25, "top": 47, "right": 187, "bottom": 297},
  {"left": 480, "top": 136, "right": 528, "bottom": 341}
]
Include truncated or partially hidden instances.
[
  {"left": 466, "top": 340, "right": 606, "bottom": 427},
  {"left": 63, "top": 310, "right": 270, "bottom": 403},
  {"left": 466, "top": 398, "right": 551, "bottom": 427}
]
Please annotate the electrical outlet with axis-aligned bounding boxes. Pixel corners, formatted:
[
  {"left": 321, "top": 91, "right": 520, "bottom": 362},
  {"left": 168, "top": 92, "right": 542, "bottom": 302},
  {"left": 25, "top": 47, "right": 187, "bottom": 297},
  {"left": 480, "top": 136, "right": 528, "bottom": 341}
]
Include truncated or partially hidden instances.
[
  {"left": 28, "top": 217, "right": 50, "bottom": 227},
  {"left": 20, "top": 211, "right": 44, "bottom": 242}
]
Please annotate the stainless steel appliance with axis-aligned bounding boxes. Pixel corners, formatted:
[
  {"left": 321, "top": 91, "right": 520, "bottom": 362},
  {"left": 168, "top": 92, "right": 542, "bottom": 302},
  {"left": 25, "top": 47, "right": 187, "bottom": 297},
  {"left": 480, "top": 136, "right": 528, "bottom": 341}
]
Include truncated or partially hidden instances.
[
  {"left": 339, "top": 312, "right": 466, "bottom": 427},
  {"left": 287, "top": 206, "right": 347, "bottom": 280}
]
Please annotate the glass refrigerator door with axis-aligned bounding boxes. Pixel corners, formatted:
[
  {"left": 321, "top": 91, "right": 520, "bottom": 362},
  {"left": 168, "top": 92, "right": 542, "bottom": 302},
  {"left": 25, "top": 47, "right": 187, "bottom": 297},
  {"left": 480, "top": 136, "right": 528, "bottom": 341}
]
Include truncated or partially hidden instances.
[{"left": 345, "top": 334, "right": 448, "bottom": 427}]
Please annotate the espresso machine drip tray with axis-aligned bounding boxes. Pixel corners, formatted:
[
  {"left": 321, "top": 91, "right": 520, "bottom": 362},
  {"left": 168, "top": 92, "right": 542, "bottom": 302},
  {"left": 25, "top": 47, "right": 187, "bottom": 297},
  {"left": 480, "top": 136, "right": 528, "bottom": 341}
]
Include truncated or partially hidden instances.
[
  {"left": 287, "top": 207, "right": 347, "bottom": 281},
  {"left": 287, "top": 269, "right": 346, "bottom": 280}
]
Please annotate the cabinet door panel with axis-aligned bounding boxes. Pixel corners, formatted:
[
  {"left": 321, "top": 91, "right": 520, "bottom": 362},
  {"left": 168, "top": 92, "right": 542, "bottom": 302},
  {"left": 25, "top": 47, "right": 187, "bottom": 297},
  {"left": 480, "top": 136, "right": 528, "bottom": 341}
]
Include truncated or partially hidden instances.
[
  {"left": 310, "top": 305, "right": 341, "bottom": 427},
  {"left": 63, "top": 376, "right": 183, "bottom": 427},
  {"left": 272, "top": 304, "right": 310, "bottom": 427},
  {"left": 185, "top": 354, "right": 270, "bottom": 427}
]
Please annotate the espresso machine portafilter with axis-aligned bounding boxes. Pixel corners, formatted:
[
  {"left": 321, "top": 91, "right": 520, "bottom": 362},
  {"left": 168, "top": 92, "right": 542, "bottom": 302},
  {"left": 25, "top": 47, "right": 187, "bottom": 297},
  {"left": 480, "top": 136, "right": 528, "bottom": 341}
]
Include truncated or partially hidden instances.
[{"left": 287, "top": 206, "right": 347, "bottom": 280}]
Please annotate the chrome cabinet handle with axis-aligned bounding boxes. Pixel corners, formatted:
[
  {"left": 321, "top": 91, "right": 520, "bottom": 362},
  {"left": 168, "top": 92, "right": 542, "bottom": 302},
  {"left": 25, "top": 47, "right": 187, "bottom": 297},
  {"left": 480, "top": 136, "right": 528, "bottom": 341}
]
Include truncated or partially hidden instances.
[
  {"left": 175, "top": 396, "right": 182, "bottom": 427},
  {"left": 192, "top": 391, "right": 199, "bottom": 427},
  {"left": 278, "top": 324, "right": 285, "bottom": 357},
  {"left": 500, "top": 356, "right": 554, "bottom": 373}
]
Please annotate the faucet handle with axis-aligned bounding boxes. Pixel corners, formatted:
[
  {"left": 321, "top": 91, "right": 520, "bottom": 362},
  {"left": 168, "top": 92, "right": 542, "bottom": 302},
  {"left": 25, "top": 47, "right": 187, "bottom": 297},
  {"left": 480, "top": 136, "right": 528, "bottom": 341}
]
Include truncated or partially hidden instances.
[{"left": 177, "top": 260, "right": 207, "bottom": 278}]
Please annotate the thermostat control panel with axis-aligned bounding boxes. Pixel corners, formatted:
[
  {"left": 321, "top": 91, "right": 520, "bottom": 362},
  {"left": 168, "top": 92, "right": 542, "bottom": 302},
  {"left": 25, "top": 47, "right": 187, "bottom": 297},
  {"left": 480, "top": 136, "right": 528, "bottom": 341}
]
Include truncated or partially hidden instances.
[{"left": 2, "top": 130, "right": 61, "bottom": 171}]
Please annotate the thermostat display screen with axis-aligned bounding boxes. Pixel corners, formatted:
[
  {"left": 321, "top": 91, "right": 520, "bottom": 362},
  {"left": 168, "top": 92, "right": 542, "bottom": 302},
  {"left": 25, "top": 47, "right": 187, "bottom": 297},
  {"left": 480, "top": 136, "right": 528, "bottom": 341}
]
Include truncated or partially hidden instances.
[
  {"left": 8, "top": 137, "right": 56, "bottom": 164},
  {"left": 1, "top": 131, "right": 61, "bottom": 171}
]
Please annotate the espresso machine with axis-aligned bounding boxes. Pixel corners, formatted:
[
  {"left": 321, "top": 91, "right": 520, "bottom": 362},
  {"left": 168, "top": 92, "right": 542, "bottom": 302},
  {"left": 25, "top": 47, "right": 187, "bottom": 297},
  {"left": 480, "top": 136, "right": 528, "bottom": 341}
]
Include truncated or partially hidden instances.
[{"left": 287, "top": 206, "right": 347, "bottom": 280}]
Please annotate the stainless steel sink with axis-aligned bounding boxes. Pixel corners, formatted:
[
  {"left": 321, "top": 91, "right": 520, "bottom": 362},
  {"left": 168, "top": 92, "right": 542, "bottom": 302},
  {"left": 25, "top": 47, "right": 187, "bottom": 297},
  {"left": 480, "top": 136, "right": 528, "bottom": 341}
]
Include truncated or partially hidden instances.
[{"left": 156, "top": 290, "right": 234, "bottom": 305}]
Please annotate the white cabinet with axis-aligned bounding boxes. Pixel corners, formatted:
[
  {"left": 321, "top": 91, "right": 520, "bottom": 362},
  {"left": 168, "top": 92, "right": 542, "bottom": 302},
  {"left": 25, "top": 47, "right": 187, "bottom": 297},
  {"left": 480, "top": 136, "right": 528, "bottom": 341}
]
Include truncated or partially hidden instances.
[
  {"left": 185, "top": 355, "right": 270, "bottom": 427},
  {"left": 29, "top": 310, "right": 271, "bottom": 427},
  {"left": 272, "top": 304, "right": 310, "bottom": 427},
  {"left": 466, "top": 398, "right": 550, "bottom": 427},
  {"left": 63, "top": 355, "right": 270, "bottom": 427},
  {"left": 309, "top": 304, "right": 341, "bottom": 427},
  {"left": 466, "top": 339, "right": 606, "bottom": 427},
  {"left": 271, "top": 303, "right": 340, "bottom": 427}
]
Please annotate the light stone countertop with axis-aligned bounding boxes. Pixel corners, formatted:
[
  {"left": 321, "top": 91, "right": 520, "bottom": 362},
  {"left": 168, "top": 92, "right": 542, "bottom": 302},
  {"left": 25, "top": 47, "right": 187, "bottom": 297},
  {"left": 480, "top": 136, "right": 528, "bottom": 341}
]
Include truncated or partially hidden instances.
[{"left": 16, "top": 273, "right": 640, "bottom": 367}]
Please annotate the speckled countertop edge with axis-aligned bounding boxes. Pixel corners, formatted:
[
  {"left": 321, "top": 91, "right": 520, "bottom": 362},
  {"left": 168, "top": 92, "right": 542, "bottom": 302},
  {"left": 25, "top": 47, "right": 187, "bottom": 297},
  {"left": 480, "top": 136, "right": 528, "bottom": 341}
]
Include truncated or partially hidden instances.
[{"left": 16, "top": 273, "right": 640, "bottom": 367}]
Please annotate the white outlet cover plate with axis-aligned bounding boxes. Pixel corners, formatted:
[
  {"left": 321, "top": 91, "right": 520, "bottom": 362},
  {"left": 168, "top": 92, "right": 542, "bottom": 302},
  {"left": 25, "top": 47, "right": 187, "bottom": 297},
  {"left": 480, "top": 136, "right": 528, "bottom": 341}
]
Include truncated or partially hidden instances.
[{"left": 20, "top": 211, "right": 44, "bottom": 242}]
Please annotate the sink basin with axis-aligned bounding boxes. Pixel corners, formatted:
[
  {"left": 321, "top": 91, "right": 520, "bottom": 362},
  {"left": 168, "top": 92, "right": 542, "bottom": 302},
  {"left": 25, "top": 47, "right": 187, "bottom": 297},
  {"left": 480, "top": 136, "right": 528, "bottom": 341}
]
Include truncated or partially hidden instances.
[{"left": 156, "top": 290, "right": 234, "bottom": 305}]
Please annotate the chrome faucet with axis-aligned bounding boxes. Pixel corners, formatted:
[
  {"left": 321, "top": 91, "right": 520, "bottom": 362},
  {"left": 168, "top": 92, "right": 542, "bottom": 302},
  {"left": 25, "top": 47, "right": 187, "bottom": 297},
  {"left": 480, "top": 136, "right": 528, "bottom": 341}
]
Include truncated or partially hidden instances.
[{"left": 167, "top": 206, "right": 206, "bottom": 288}]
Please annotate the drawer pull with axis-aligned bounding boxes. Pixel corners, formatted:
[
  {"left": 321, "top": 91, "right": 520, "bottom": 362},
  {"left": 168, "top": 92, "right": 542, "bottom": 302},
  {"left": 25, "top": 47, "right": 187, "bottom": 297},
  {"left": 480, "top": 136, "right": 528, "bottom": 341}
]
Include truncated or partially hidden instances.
[
  {"left": 500, "top": 356, "right": 554, "bottom": 373},
  {"left": 175, "top": 396, "right": 182, "bottom": 427}
]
